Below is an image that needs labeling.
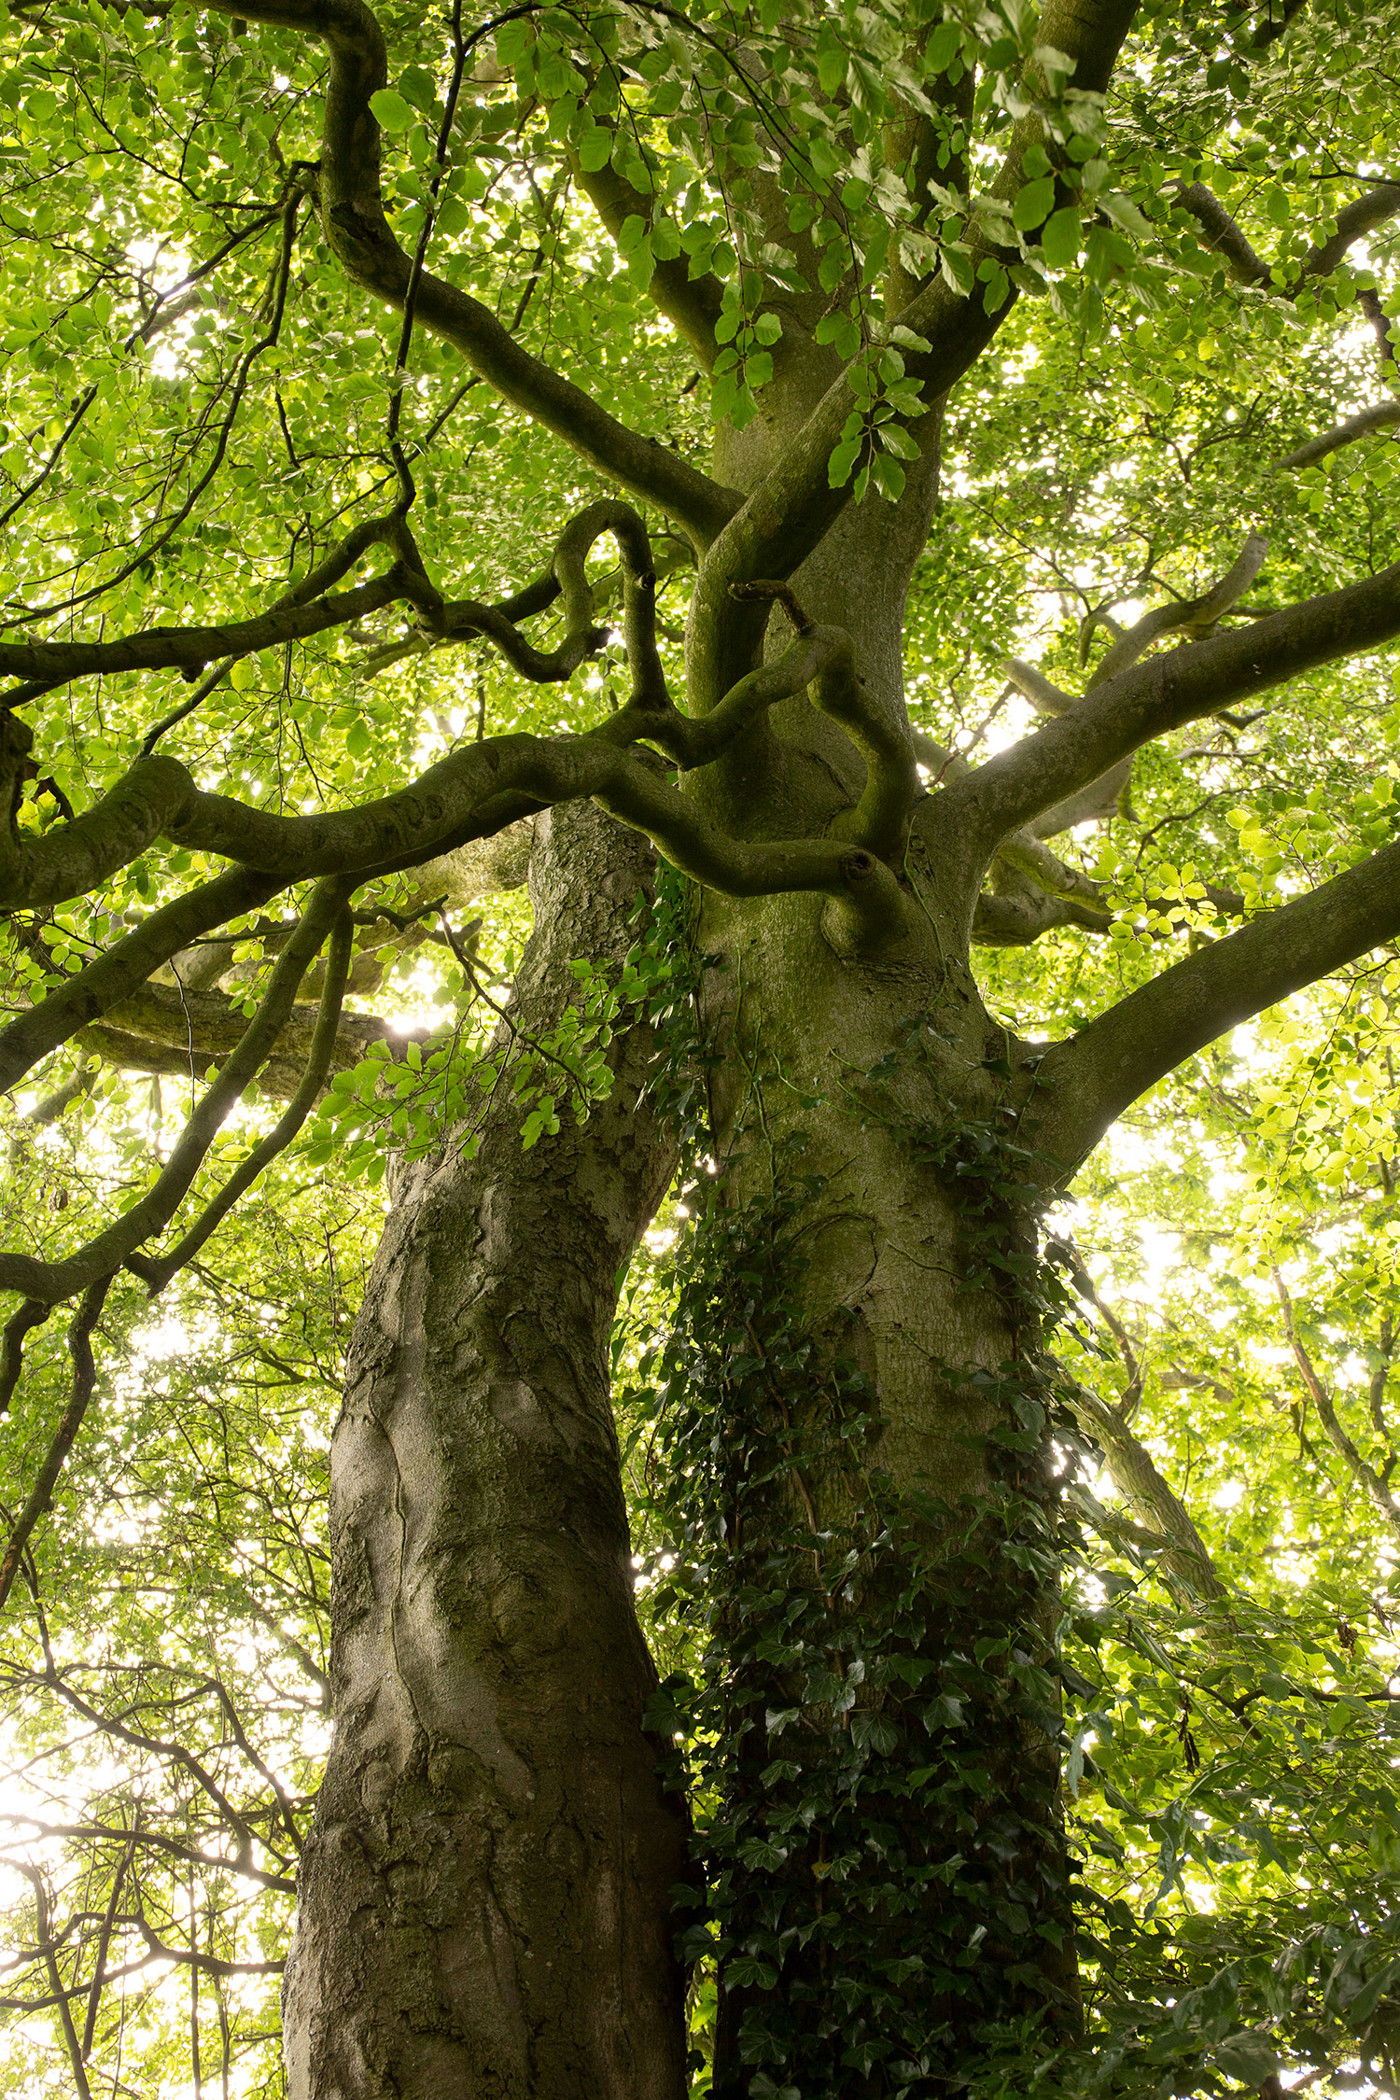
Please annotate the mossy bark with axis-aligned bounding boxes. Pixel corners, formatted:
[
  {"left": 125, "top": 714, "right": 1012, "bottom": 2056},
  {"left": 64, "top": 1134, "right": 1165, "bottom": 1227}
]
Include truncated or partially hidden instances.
[{"left": 691, "top": 423, "right": 1079, "bottom": 2083}]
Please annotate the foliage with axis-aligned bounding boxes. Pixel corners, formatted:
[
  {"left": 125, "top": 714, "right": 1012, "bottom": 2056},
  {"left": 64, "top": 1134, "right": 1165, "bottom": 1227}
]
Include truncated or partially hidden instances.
[
  {"left": 4, "top": 0, "right": 1400, "bottom": 2090},
  {"left": 630, "top": 1035, "right": 1085, "bottom": 2097}
]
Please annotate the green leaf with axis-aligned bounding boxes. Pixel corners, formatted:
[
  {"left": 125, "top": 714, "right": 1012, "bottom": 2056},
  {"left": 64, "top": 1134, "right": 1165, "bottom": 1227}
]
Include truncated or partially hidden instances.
[
  {"left": 879, "top": 424, "right": 920, "bottom": 461},
  {"left": 1040, "top": 205, "right": 1081, "bottom": 272},
  {"left": 808, "top": 134, "right": 841, "bottom": 181},
  {"left": 827, "top": 436, "right": 861, "bottom": 488},
  {"left": 1013, "top": 176, "right": 1057, "bottom": 232},
  {"left": 1099, "top": 191, "right": 1153, "bottom": 240},
  {"left": 927, "top": 18, "right": 961, "bottom": 71},
  {"left": 494, "top": 18, "right": 532, "bottom": 66},
  {"left": 368, "top": 89, "right": 415, "bottom": 134},
  {"left": 1214, "top": 2033, "right": 1279, "bottom": 2084},
  {"left": 871, "top": 453, "right": 906, "bottom": 502},
  {"left": 851, "top": 1710, "right": 899, "bottom": 1755},
  {"left": 939, "top": 243, "right": 974, "bottom": 295}
]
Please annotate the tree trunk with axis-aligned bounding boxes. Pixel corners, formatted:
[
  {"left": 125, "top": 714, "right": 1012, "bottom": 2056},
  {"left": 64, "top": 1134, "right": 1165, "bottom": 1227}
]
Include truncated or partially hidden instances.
[
  {"left": 684, "top": 448, "right": 1081, "bottom": 2086},
  {"left": 282, "top": 801, "right": 686, "bottom": 2099},
  {"left": 692, "top": 877, "right": 1080, "bottom": 2094}
]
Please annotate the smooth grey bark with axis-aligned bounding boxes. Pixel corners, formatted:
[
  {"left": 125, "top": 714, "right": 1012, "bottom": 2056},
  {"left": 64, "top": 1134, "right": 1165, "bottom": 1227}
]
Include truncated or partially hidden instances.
[
  {"left": 1069, "top": 1388, "right": 1227, "bottom": 1603},
  {"left": 282, "top": 800, "right": 685, "bottom": 2100}
]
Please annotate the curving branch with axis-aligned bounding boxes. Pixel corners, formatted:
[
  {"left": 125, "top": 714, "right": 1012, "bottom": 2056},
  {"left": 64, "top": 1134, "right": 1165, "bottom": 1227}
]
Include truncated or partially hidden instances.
[
  {"left": 125, "top": 906, "right": 354, "bottom": 1294},
  {"left": 1274, "top": 1269, "right": 1400, "bottom": 1546},
  {"left": 0, "top": 610, "right": 896, "bottom": 936},
  {"left": 1302, "top": 182, "right": 1400, "bottom": 278},
  {"left": 0, "top": 880, "right": 349, "bottom": 1303},
  {"left": 911, "top": 730, "right": 1113, "bottom": 938},
  {"left": 1084, "top": 533, "right": 1271, "bottom": 685},
  {"left": 0, "top": 868, "right": 286, "bottom": 1095},
  {"left": 1034, "top": 832, "right": 1400, "bottom": 1172},
  {"left": 0, "top": 569, "right": 405, "bottom": 699},
  {"left": 2, "top": 723, "right": 203, "bottom": 913},
  {"left": 0, "top": 495, "right": 630, "bottom": 701},
  {"left": 0, "top": 578, "right": 920, "bottom": 1293},
  {"left": 0, "top": 1300, "right": 52, "bottom": 1416},
  {"left": 1275, "top": 398, "right": 1400, "bottom": 471},
  {"left": 0, "top": 1276, "right": 112, "bottom": 1616},
  {"left": 197, "top": 0, "right": 741, "bottom": 546},
  {"left": 969, "top": 866, "right": 1111, "bottom": 945},
  {"left": 987, "top": 536, "right": 1269, "bottom": 851},
  {"left": 817, "top": 646, "right": 919, "bottom": 863},
  {"left": 1175, "top": 178, "right": 1400, "bottom": 291},
  {"left": 1171, "top": 173, "right": 1400, "bottom": 475},
  {"left": 926, "top": 544, "right": 1400, "bottom": 906},
  {"left": 685, "top": 0, "right": 1142, "bottom": 709},
  {"left": 1174, "top": 182, "right": 1270, "bottom": 285},
  {"left": 78, "top": 976, "right": 416, "bottom": 1084}
]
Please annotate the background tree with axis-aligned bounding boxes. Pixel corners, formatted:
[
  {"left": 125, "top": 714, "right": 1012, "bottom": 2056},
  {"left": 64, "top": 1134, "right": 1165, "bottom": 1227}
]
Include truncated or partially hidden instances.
[{"left": 3, "top": 0, "right": 1400, "bottom": 2094}]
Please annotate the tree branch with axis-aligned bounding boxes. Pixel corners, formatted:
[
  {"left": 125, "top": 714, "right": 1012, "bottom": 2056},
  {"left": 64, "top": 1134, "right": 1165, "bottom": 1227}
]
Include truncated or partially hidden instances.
[
  {"left": 80, "top": 977, "right": 415, "bottom": 1085},
  {"left": 1034, "top": 833, "right": 1400, "bottom": 1172},
  {"left": 1274, "top": 1269, "right": 1400, "bottom": 1546},
  {"left": 1069, "top": 1388, "right": 1228, "bottom": 1602},
  {"left": 687, "top": 0, "right": 1142, "bottom": 708},
  {"left": 0, "top": 1277, "right": 113, "bottom": 1617},
  {"left": 1302, "top": 182, "right": 1400, "bottom": 278},
  {"left": 927, "top": 548, "right": 1400, "bottom": 902},
  {"left": 910, "top": 731, "right": 1114, "bottom": 938},
  {"left": 0, "top": 569, "right": 404, "bottom": 701},
  {"left": 1174, "top": 182, "right": 1270, "bottom": 284},
  {"left": 0, "top": 1815, "right": 297, "bottom": 1895},
  {"left": 0, "top": 880, "right": 349, "bottom": 1302},
  {"left": 10, "top": 1865, "right": 93, "bottom": 2099},
  {"left": 198, "top": 0, "right": 741, "bottom": 545},
  {"left": 0, "top": 868, "right": 285, "bottom": 1095},
  {"left": 571, "top": 145, "right": 725, "bottom": 364},
  {"left": 1275, "top": 398, "right": 1400, "bottom": 470},
  {"left": 125, "top": 905, "right": 356, "bottom": 1294},
  {"left": 1175, "top": 177, "right": 1400, "bottom": 291}
]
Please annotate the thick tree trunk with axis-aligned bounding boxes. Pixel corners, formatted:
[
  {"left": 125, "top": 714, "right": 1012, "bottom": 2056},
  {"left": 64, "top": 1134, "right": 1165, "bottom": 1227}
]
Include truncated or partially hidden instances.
[
  {"left": 696, "top": 876, "right": 1080, "bottom": 2093},
  {"left": 686, "top": 449, "right": 1080, "bottom": 2084},
  {"left": 282, "top": 802, "right": 686, "bottom": 2099}
]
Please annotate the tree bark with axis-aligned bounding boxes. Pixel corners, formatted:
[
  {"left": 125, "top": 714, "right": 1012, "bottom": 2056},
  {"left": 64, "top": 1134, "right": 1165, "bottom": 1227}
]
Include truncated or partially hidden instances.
[
  {"left": 282, "top": 801, "right": 686, "bottom": 2099},
  {"left": 697, "top": 872, "right": 1082, "bottom": 2091},
  {"left": 687, "top": 449, "right": 1081, "bottom": 2082}
]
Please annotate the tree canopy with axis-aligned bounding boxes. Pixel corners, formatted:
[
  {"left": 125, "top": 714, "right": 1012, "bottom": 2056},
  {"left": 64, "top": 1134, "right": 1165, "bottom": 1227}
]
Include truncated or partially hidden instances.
[{"left": 3, "top": 0, "right": 1400, "bottom": 2091}]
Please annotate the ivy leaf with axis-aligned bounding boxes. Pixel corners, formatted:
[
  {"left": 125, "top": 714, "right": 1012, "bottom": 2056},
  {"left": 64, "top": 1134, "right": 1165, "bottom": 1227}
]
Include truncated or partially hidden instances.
[{"left": 851, "top": 1710, "right": 899, "bottom": 1754}]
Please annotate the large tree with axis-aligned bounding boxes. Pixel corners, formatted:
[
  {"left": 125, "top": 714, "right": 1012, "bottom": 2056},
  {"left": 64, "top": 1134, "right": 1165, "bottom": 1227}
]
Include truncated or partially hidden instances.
[{"left": 3, "top": 0, "right": 1400, "bottom": 2091}]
